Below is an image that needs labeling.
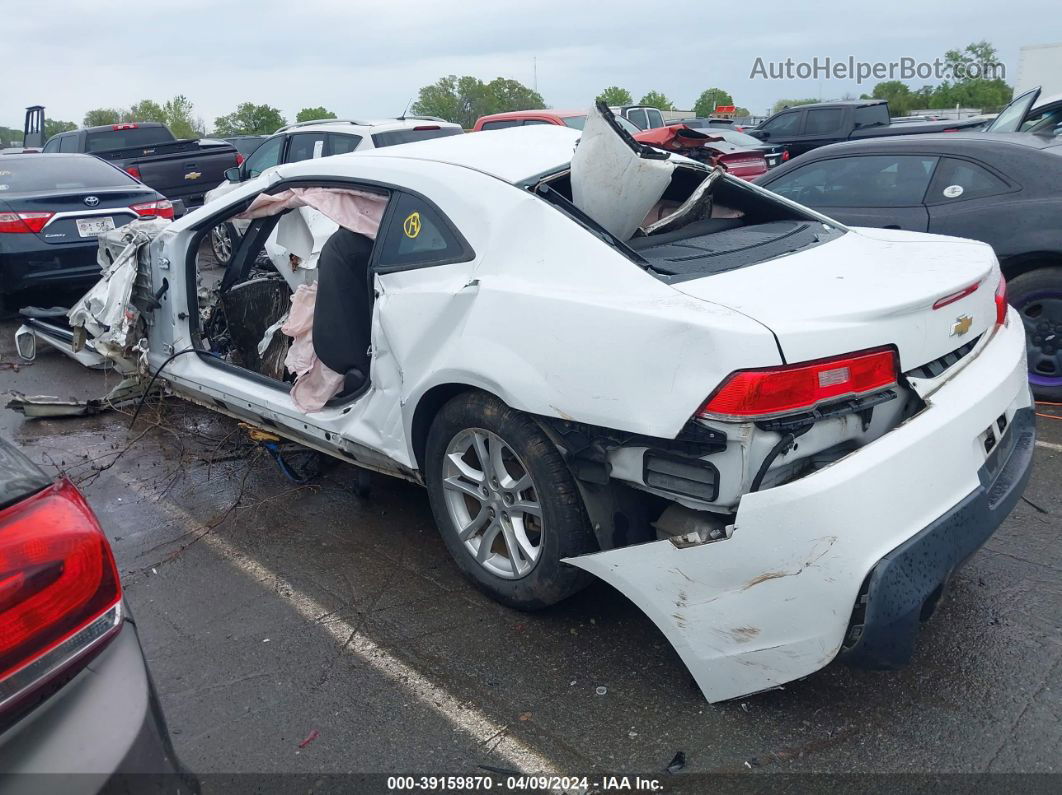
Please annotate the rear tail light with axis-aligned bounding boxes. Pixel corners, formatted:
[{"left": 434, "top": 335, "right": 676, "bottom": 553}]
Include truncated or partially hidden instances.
[
  {"left": 698, "top": 348, "right": 898, "bottom": 420},
  {"left": 0, "top": 212, "right": 54, "bottom": 234},
  {"left": 125, "top": 165, "right": 142, "bottom": 180},
  {"left": 413, "top": 125, "right": 440, "bottom": 131},
  {"left": 0, "top": 480, "right": 122, "bottom": 706},
  {"left": 782, "top": 149, "right": 790, "bottom": 161},
  {"left": 995, "top": 275, "right": 1008, "bottom": 326},
  {"left": 111, "top": 123, "right": 138, "bottom": 130},
  {"left": 130, "top": 199, "right": 174, "bottom": 220},
  {"left": 235, "top": 153, "right": 245, "bottom": 166}
]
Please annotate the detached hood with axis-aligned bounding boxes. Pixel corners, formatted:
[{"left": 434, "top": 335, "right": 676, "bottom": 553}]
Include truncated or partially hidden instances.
[{"left": 672, "top": 226, "right": 1000, "bottom": 371}]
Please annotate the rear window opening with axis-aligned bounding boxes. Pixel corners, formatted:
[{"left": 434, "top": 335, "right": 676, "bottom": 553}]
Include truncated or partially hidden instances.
[
  {"left": 533, "top": 165, "right": 842, "bottom": 282},
  {"left": 371, "top": 127, "right": 464, "bottom": 148},
  {"left": 84, "top": 126, "right": 176, "bottom": 152}
]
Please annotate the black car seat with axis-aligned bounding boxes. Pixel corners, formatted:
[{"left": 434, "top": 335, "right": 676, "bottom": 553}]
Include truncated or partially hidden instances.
[{"left": 312, "top": 228, "right": 375, "bottom": 399}]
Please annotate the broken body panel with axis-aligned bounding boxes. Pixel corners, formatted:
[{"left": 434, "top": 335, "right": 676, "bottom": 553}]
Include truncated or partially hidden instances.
[{"left": 15, "top": 119, "right": 1033, "bottom": 702}]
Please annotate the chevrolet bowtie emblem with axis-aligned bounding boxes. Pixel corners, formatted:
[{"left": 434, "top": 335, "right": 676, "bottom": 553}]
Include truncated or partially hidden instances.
[
  {"left": 951, "top": 314, "right": 973, "bottom": 337},
  {"left": 185, "top": 171, "right": 202, "bottom": 180}
]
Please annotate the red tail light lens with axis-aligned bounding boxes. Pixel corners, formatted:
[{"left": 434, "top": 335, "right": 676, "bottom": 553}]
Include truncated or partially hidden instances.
[
  {"left": 699, "top": 348, "right": 898, "bottom": 420},
  {"left": 125, "top": 166, "right": 142, "bottom": 180},
  {"left": 0, "top": 212, "right": 54, "bottom": 234},
  {"left": 0, "top": 480, "right": 121, "bottom": 685},
  {"left": 782, "top": 149, "right": 790, "bottom": 161},
  {"left": 995, "top": 275, "right": 1008, "bottom": 326},
  {"left": 130, "top": 199, "right": 174, "bottom": 220},
  {"left": 235, "top": 153, "right": 245, "bottom": 166},
  {"left": 111, "top": 123, "right": 138, "bottom": 130}
]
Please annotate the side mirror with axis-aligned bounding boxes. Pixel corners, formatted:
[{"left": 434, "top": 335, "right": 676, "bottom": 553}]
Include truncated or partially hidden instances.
[
  {"left": 224, "top": 167, "right": 242, "bottom": 183},
  {"left": 749, "top": 129, "right": 768, "bottom": 140},
  {"left": 15, "top": 327, "right": 36, "bottom": 361}
]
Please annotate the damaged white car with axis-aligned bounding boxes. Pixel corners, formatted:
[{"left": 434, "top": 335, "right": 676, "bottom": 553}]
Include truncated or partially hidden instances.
[{"left": 15, "top": 105, "right": 1034, "bottom": 703}]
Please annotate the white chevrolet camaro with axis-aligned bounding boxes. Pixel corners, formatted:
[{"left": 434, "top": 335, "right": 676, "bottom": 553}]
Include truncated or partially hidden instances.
[{"left": 19, "top": 108, "right": 1035, "bottom": 703}]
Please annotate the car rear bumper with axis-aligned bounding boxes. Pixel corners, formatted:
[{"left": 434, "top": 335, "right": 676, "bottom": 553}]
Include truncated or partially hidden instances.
[
  {"left": 566, "top": 311, "right": 1033, "bottom": 702},
  {"left": 0, "top": 616, "right": 195, "bottom": 794},
  {"left": 1, "top": 242, "right": 100, "bottom": 294}
]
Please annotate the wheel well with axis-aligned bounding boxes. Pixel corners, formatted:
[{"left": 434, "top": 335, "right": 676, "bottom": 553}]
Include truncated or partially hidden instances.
[
  {"left": 410, "top": 383, "right": 482, "bottom": 470},
  {"left": 1000, "top": 252, "right": 1062, "bottom": 281}
]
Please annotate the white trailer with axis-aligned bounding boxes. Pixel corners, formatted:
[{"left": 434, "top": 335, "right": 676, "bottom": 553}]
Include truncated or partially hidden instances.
[{"left": 1016, "top": 42, "right": 1062, "bottom": 95}]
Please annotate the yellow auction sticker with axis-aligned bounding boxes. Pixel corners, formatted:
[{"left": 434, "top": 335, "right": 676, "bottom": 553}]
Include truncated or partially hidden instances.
[{"left": 403, "top": 211, "right": 421, "bottom": 239}]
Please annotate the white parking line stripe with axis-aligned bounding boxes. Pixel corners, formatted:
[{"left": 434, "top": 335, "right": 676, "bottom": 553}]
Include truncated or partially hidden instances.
[
  {"left": 111, "top": 471, "right": 560, "bottom": 775},
  {"left": 1035, "top": 440, "right": 1062, "bottom": 453}
]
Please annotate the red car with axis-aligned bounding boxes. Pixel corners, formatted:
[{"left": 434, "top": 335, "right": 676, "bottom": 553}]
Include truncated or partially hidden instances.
[{"left": 472, "top": 109, "right": 768, "bottom": 180}]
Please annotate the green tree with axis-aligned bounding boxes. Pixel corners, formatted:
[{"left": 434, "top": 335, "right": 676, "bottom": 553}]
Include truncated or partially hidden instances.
[
  {"left": 0, "top": 125, "right": 21, "bottom": 146},
  {"left": 162, "top": 95, "right": 203, "bottom": 138},
  {"left": 733, "top": 107, "right": 751, "bottom": 118},
  {"left": 596, "top": 86, "right": 633, "bottom": 106},
  {"left": 296, "top": 106, "right": 337, "bottom": 123},
  {"left": 83, "top": 108, "right": 123, "bottom": 127},
  {"left": 126, "top": 99, "right": 166, "bottom": 123},
  {"left": 44, "top": 118, "right": 76, "bottom": 139},
  {"left": 771, "top": 97, "right": 819, "bottom": 114},
  {"left": 870, "top": 80, "right": 914, "bottom": 116},
  {"left": 639, "top": 91, "right": 673, "bottom": 110},
  {"left": 693, "top": 88, "right": 734, "bottom": 117},
  {"left": 213, "top": 103, "right": 286, "bottom": 136},
  {"left": 411, "top": 75, "right": 545, "bottom": 128}
]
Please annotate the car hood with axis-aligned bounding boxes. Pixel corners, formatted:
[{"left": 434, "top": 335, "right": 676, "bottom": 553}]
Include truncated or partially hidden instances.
[{"left": 671, "top": 226, "right": 1000, "bottom": 371}]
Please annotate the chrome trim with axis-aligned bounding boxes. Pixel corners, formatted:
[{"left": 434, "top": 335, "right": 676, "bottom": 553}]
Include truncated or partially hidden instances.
[
  {"left": 42, "top": 208, "right": 137, "bottom": 229},
  {"left": 0, "top": 601, "right": 122, "bottom": 711}
]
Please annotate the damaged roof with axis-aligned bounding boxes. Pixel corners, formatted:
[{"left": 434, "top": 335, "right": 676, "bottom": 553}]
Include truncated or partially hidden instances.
[{"left": 356, "top": 125, "right": 582, "bottom": 184}]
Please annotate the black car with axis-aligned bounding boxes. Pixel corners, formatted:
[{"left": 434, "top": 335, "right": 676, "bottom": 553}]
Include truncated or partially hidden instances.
[
  {"left": 757, "top": 132, "right": 1062, "bottom": 399},
  {"left": 0, "top": 437, "right": 193, "bottom": 792},
  {"left": 0, "top": 153, "right": 171, "bottom": 314},
  {"left": 683, "top": 125, "right": 789, "bottom": 168}
]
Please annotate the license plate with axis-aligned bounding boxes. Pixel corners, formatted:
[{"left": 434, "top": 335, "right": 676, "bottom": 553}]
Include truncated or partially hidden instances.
[{"left": 76, "top": 217, "right": 115, "bottom": 237}]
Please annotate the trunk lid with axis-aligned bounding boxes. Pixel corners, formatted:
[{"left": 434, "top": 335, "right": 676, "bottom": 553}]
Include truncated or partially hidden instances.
[
  {"left": 671, "top": 226, "right": 999, "bottom": 371},
  {"left": 9, "top": 188, "right": 150, "bottom": 245}
]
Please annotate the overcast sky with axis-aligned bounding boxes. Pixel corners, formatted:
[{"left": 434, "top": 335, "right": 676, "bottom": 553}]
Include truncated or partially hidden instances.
[{"left": 5, "top": 0, "right": 1057, "bottom": 129}]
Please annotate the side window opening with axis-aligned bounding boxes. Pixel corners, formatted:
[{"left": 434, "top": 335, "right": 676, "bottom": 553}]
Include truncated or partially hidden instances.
[
  {"left": 329, "top": 133, "right": 362, "bottom": 155},
  {"left": 42, "top": 137, "right": 61, "bottom": 153},
  {"left": 243, "top": 135, "right": 283, "bottom": 179},
  {"left": 762, "top": 111, "right": 801, "bottom": 134},
  {"left": 286, "top": 132, "right": 328, "bottom": 163},
  {"left": 192, "top": 184, "right": 389, "bottom": 409},
  {"left": 58, "top": 135, "right": 78, "bottom": 153},
  {"left": 767, "top": 155, "right": 937, "bottom": 207},
  {"left": 374, "top": 192, "right": 473, "bottom": 271}
]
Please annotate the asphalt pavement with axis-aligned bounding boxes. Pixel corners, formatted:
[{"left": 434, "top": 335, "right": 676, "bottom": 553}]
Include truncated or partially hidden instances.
[{"left": 0, "top": 313, "right": 1058, "bottom": 789}]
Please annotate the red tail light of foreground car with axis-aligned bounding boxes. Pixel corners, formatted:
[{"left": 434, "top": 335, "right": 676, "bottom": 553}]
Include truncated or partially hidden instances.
[
  {"left": 698, "top": 348, "right": 898, "bottom": 420},
  {"left": 131, "top": 199, "right": 175, "bottom": 220},
  {"left": 0, "top": 479, "right": 122, "bottom": 712}
]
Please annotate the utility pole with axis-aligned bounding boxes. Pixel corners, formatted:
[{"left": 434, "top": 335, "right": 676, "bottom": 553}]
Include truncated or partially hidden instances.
[{"left": 533, "top": 57, "right": 538, "bottom": 93}]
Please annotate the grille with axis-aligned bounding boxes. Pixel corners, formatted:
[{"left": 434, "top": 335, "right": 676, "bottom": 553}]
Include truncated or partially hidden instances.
[{"left": 906, "top": 335, "right": 981, "bottom": 380}]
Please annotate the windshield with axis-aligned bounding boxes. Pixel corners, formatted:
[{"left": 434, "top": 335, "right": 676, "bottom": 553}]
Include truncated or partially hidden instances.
[
  {"left": 371, "top": 127, "right": 463, "bottom": 147},
  {"left": 0, "top": 155, "right": 135, "bottom": 192},
  {"left": 562, "top": 114, "right": 642, "bottom": 135},
  {"left": 987, "top": 88, "right": 1040, "bottom": 133}
]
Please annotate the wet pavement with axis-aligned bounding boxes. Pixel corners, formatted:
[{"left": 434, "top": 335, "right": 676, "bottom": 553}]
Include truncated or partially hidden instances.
[{"left": 0, "top": 314, "right": 1059, "bottom": 783}]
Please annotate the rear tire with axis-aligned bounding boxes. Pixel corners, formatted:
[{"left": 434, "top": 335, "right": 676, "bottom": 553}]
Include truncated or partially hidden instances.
[
  {"left": 424, "top": 391, "right": 596, "bottom": 610},
  {"left": 1009, "top": 266, "right": 1062, "bottom": 402}
]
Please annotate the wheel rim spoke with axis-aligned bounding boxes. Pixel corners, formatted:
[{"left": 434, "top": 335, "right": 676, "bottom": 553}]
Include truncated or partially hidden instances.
[
  {"left": 477, "top": 519, "right": 502, "bottom": 562},
  {"left": 458, "top": 506, "right": 490, "bottom": 541},
  {"left": 443, "top": 475, "right": 484, "bottom": 502},
  {"left": 511, "top": 499, "right": 541, "bottom": 518},
  {"left": 500, "top": 521, "right": 529, "bottom": 576},
  {"left": 447, "top": 451, "right": 484, "bottom": 483}
]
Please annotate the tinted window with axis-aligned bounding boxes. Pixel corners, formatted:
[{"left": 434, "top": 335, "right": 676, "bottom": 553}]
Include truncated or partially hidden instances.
[
  {"left": 804, "top": 108, "right": 844, "bottom": 134},
  {"left": 646, "top": 109, "right": 664, "bottom": 128},
  {"left": 58, "top": 135, "right": 78, "bottom": 153},
  {"left": 329, "top": 133, "right": 362, "bottom": 155},
  {"left": 614, "top": 116, "right": 642, "bottom": 135},
  {"left": 42, "top": 137, "right": 61, "bottom": 153},
  {"left": 286, "top": 132, "right": 328, "bottom": 163},
  {"left": 761, "top": 111, "right": 801, "bottom": 134},
  {"left": 481, "top": 120, "right": 523, "bottom": 130},
  {"left": 375, "top": 192, "right": 471, "bottom": 270},
  {"left": 854, "top": 104, "right": 890, "bottom": 128},
  {"left": 84, "top": 126, "right": 175, "bottom": 152},
  {"left": 767, "top": 155, "right": 938, "bottom": 207},
  {"left": 1023, "top": 104, "right": 1062, "bottom": 136},
  {"left": 561, "top": 116, "right": 586, "bottom": 130},
  {"left": 927, "top": 157, "right": 1009, "bottom": 202},
  {"left": 0, "top": 155, "right": 135, "bottom": 192},
  {"left": 522, "top": 119, "right": 553, "bottom": 126},
  {"left": 228, "top": 136, "right": 267, "bottom": 156},
  {"left": 244, "top": 134, "right": 283, "bottom": 178},
  {"left": 626, "top": 109, "right": 649, "bottom": 130},
  {"left": 371, "top": 127, "right": 463, "bottom": 147}
]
